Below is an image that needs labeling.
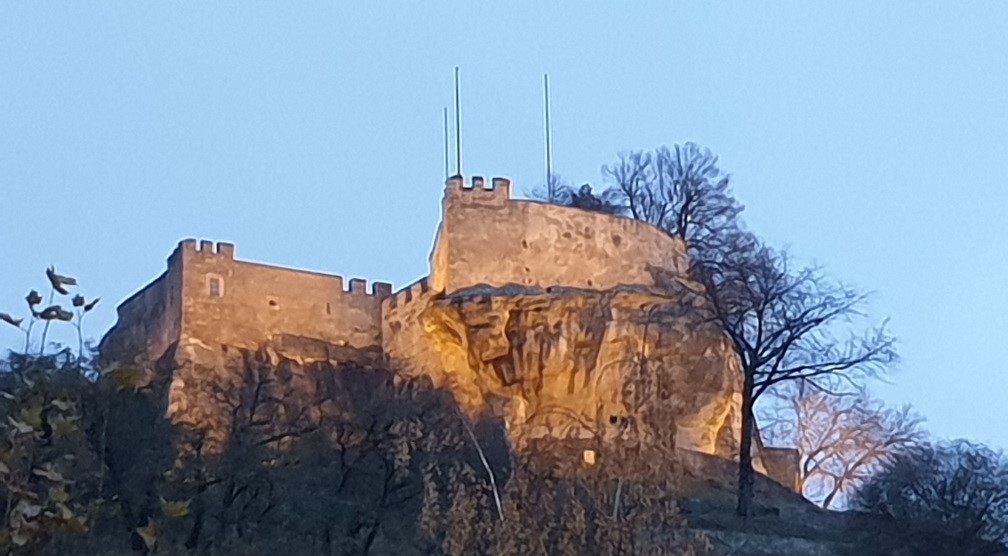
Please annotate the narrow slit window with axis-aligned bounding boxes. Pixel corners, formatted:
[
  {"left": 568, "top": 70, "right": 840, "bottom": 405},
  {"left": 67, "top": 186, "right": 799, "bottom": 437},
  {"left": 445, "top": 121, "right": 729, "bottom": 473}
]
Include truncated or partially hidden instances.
[
  {"left": 326, "top": 302, "right": 331, "bottom": 315},
  {"left": 209, "top": 277, "right": 221, "bottom": 298}
]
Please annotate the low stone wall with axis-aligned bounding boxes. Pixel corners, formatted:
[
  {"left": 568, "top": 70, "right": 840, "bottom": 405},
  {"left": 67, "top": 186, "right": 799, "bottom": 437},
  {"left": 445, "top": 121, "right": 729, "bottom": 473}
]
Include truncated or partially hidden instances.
[{"left": 762, "top": 446, "right": 801, "bottom": 492}]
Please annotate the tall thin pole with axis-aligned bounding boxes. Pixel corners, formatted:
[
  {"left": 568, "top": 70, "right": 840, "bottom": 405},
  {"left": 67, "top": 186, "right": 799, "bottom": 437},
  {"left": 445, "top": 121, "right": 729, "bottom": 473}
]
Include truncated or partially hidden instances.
[
  {"left": 543, "top": 73, "right": 553, "bottom": 188},
  {"left": 453, "top": 67, "right": 462, "bottom": 176},
  {"left": 442, "top": 107, "right": 450, "bottom": 180}
]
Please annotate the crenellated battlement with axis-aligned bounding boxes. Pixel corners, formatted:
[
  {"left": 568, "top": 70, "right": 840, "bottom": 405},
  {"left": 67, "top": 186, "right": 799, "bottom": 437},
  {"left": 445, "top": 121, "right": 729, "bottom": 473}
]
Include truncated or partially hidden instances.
[
  {"left": 444, "top": 174, "right": 511, "bottom": 205},
  {"left": 100, "top": 237, "right": 399, "bottom": 362},
  {"left": 173, "top": 238, "right": 236, "bottom": 260},
  {"left": 347, "top": 278, "right": 393, "bottom": 299},
  {"left": 370, "top": 281, "right": 393, "bottom": 299},
  {"left": 166, "top": 239, "right": 391, "bottom": 300},
  {"left": 432, "top": 173, "right": 689, "bottom": 294},
  {"left": 384, "top": 277, "right": 432, "bottom": 311}
]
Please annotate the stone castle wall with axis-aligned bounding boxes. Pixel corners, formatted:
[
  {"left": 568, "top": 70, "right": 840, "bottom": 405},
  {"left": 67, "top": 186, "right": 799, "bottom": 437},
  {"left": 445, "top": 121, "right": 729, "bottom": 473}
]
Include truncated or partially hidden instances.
[
  {"left": 382, "top": 276, "right": 441, "bottom": 378},
  {"left": 103, "top": 239, "right": 392, "bottom": 365},
  {"left": 379, "top": 176, "right": 744, "bottom": 454},
  {"left": 99, "top": 265, "right": 182, "bottom": 365},
  {"left": 176, "top": 239, "right": 390, "bottom": 355},
  {"left": 97, "top": 173, "right": 795, "bottom": 489},
  {"left": 428, "top": 175, "right": 690, "bottom": 294},
  {"left": 105, "top": 175, "right": 692, "bottom": 368}
]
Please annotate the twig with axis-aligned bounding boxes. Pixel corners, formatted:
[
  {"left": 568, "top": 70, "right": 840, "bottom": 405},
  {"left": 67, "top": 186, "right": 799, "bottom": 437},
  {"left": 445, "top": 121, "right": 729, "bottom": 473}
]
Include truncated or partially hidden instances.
[
  {"left": 75, "top": 312, "right": 84, "bottom": 366},
  {"left": 456, "top": 409, "right": 504, "bottom": 521},
  {"left": 612, "top": 478, "right": 623, "bottom": 519},
  {"left": 23, "top": 320, "right": 34, "bottom": 354},
  {"left": 38, "top": 289, "right": 54, "bottom": 356}
]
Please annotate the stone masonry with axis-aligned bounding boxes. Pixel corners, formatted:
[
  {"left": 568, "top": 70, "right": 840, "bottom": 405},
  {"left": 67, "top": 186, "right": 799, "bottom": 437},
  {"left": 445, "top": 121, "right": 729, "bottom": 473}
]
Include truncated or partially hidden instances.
[{"left": 100, "top": 174, "right": 795, "bottom": 487}]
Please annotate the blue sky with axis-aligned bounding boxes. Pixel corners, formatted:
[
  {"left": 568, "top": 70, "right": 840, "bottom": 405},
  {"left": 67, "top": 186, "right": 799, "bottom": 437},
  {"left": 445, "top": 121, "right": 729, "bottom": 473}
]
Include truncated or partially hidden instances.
[{"left": 2, "top": 3, "right": 1006, "bottom": 448}]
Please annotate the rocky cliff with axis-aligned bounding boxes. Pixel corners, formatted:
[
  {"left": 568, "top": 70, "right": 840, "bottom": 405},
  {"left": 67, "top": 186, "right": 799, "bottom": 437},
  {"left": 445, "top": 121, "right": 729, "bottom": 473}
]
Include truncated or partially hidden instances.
[{"left": 385, "top": 282, "right": 746, "bottom": 458}]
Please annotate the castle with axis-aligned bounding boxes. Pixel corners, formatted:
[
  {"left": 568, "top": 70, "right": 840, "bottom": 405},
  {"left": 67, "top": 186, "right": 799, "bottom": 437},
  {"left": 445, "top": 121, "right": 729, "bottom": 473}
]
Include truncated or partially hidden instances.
[
  {"left": 100, "top": 174, "right": 798, "bottom": 487},
  {"left": 100, "top": 176, "right": 686, "bottom": 367}
]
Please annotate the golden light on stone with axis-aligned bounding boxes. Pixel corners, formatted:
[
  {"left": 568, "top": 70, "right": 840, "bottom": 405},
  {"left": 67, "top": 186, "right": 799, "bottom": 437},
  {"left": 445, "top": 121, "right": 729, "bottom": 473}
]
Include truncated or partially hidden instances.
[{"left": 100, "top": 174, "right": 796, "bottom": 488}]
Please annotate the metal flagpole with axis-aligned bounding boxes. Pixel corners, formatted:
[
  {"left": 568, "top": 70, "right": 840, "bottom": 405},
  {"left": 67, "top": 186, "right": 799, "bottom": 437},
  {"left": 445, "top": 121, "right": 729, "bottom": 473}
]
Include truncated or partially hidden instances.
[
  {"left": 544, "top": 73, "right": 553, "bottom": 190},
  {"left": 454, "top": 66, "right": 462, "bottom": 176},
  {"left": 442, "top": 107, "right": 450, "bottom": 180}
]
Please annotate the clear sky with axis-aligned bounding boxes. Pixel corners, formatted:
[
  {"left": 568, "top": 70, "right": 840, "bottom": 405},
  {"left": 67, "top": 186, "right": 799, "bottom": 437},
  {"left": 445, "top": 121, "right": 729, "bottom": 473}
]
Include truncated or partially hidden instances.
[{"left": 2, "top": 3, "right": 1006, "bottom": 449}]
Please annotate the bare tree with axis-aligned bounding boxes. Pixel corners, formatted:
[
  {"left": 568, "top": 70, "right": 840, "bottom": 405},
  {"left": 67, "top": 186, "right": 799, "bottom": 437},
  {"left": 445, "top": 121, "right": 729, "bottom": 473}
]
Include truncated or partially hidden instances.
[
  {"left": 694, "top": 235, "right": 897, "bottom": 517},
  {"left": 602, "top": 143, "right": 743, "bottom": 258},
  {"left": 530, "top": 173, "right": 621, "bottom": 215},
  {"left": 530, "top": 173, "right": 574, "bottom": 205},
  {"left": 854, "top": 439, "right": 1008, "bottom": 553},
  {"left": 759, "top": 380, "right": 925, "bottom": 509}
]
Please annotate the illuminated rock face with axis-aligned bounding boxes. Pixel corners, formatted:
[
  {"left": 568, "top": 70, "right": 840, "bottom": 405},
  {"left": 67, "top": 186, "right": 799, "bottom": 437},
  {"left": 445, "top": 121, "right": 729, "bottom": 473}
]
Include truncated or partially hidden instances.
[{"left": 388, "top": 284, "right": 744, "bottom": 457}]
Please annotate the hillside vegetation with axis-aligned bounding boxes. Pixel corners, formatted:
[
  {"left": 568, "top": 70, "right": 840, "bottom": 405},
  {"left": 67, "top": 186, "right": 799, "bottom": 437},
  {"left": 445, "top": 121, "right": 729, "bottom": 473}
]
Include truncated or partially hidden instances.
[{"left": 1, "top": 349, "right": 1005, "bottom": 555}]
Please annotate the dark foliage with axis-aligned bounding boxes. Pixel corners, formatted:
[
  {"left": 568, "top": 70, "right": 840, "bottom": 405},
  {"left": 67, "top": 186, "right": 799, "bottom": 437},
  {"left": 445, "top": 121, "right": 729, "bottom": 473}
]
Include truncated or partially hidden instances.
[
  {"left": 601, "top": 143, "right": 743, "bottom": 260},
  {"left": 853, "top": 439, "right": 1008, "bottom": 554},
  {"left": 530, "top": 174, "right": 623, "bottom": 215},
  {"left": 0, "top": 348, "right": 708, "bottom": 555}
]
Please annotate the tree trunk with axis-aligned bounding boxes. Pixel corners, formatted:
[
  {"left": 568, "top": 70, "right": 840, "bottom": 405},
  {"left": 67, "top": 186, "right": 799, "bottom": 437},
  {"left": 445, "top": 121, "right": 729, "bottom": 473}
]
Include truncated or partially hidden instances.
[{"left": 737, "top": 368, "right": 756, "bottom": 518}]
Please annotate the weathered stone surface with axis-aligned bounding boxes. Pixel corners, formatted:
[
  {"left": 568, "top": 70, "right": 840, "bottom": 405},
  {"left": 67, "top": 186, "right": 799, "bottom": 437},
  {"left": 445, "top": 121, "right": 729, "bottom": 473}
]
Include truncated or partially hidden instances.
[
  {"left": 429, "top": 175, "right": 689, "bottom": 294},
  {"left": 100, "top": 239, "right": 390, "bottom": 367},
  {"left": 398, "top": 283, "right": 745, "bottom": 456},
  {"left": 164, "top": 340, "right": 389, "bottom": 452},
  {"left": 762, "top": 446, "right": 802, "bottom": 492}
]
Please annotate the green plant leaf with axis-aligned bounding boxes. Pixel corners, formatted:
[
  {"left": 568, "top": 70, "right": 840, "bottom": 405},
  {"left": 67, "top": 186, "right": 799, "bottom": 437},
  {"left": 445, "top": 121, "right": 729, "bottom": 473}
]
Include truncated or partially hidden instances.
[
  {"left": 136, "top": 518, "right": 158, "bottom": 550},
  {"left": 51, "top": 415, "right": 78, "bottom": 438},
  {"left": 67, "top": 514, "right": 88, "bottom": 533},
  {"left": 108, "top": 367, "right": 148, "bottom": 391},
  {"left": 0, "top": 313, "right": 22, "bottom": 328},
  {"left": 37, "top": 305, "right": 73, "bottom": 321},
  {"left": 7, "top": 416, "right": 34, "bottom": 434},
  {"left": 19, "top": 406, "right": 43, "bottom": 429},
  {"left": 11, "top": 527, "right": 30, "bottom": 546},
  {"left": 56, "top": 502, "right": 74, "bottom": 521},
  {"left": 46, "top": 266, "right": 76, "bottom": 294},
  {"left": 14, "top": 499, "right": 43, "bottom": 518},
  {"left": 32, "top": 463, "right": 65, "bottom": 483},
  {"left": 49, "top": 485, "right": 70, "bottom": 504},
  {"left": 160, "top": 497, "right": 191, "bottom": 518},
  {"left": 49, "top": 399, "right": 73, "bottom": 411},
  {"left": 25, "top": 290, "right": 42, "bottom": 306}
]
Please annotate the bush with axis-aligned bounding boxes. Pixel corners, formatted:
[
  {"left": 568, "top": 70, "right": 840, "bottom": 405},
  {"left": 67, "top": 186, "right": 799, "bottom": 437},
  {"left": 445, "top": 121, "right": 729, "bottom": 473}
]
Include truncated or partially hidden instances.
[{"left": 853, "top": 439, "right": 1008, "bottom": 554}]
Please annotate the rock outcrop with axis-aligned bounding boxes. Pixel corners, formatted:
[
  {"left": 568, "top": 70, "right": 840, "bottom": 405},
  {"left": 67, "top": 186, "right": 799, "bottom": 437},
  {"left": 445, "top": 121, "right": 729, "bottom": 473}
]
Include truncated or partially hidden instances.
[{"left": 388, "top": 283, "right": 744, "bottom": 457}]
